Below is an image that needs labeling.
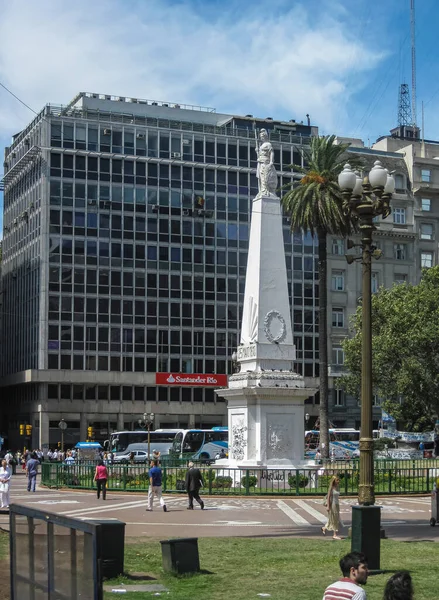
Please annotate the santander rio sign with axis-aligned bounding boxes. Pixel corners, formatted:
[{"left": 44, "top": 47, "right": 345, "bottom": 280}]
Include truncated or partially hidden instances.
[{"left": 155, "top": 373, "right": 228, "bottom": 387}]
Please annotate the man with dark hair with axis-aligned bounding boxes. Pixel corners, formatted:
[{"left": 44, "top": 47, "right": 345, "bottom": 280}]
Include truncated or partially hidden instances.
[
  {"left": 185, "top": 461, "right": 205, "bottom": 510},
  {"left": 323, "top": 552, "right": 368, "bottom": 600},
  {"left": 26, "top": 452, "right": 40, "bottom": 493},
  {"left": 147, "top": 459, "right": 167, "bottom": 512}
]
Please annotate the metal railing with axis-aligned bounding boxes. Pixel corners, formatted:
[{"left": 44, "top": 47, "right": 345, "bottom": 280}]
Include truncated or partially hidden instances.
[
  {"left": 41, "top": 462, "right": 439, "bottom": 496},
  {"left": 10, "top": 504, "right": 104, "bottom": 599}
]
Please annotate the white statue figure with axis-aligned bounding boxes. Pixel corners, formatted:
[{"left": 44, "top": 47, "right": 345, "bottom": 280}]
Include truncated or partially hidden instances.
[{"left": 255, "top": 128, "right": 278, "bottom": 198}]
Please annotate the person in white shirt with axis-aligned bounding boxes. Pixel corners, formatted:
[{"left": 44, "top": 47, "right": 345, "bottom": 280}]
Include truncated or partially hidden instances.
[
  {"left": 0, "top": 459, "right": 12, "bottom": 509},
  {"left": 323, "top": 552, "right": 368, "bottom": 600}
]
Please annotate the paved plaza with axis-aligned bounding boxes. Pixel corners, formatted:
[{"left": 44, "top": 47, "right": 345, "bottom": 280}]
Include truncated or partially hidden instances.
[{"left": 1, "top": 472, "right": 437, "bottom": 542}]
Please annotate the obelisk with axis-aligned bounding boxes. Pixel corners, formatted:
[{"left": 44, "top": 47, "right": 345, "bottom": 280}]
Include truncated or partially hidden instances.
[{"left": 216, "top": 129, "right": 316, "bottom": 467}]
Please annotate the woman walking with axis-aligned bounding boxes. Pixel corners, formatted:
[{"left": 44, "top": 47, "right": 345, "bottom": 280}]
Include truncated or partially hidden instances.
[
  {"left": 322, "top": 475, "right": 342, "bottom": 539},
  {"left": 94, "top": 459, "right": 108, "bottom": 500},
  {"left": 0, "top": 459, "right": 12, "bottom": 509}
]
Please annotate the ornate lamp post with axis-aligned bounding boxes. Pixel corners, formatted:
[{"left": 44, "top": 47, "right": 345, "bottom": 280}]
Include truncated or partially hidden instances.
[
  {"left": 338, "top": 160, "right": 394, "bottom": 568},
  {"left": 140, "top": 412, "right": 155, "bottom": 461}
]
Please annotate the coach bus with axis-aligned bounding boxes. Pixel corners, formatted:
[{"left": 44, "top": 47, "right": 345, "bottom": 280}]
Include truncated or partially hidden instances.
[{"left": 171, "top": 428, "right": 228, "bottom": 460}]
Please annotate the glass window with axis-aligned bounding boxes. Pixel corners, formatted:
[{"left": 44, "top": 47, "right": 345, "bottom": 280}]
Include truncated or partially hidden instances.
[
  {"left": 421, "top": 252, "right": 433, "bottom": 268},
  {"left": 421, "top": 198, "right": 431, "bottom": 211},
  {"left": 394, "top": 173, "right": 405, "bottom": 191},
  {"left": 371, "top": 272, "right": 378, "bottom": 294},
  {"left": 331, "top": 307, "right": 344, "bottom": 328},
  {"left": 393, "top": 208, "right": 406, "bottom": 224},
  {"left": 332, "top": 347, "right": 344, "bottom": 365},
  {"left": 332, "top": 239, "right": 344, "bottom": 255},
  {"left": 331, "top": 271, "right": 344, "bottom": 291},
  {"left": 420, "top": 223, "right": 434, "bottom": 240},
  {"left": 394, "top": 243, "right": 407, "bottom": 260},
  {"left": 334, "top": 389, "right": 345, "bottom": 406},
  {"left": 421, "top": 169, "right": 431, "bottom": 182},
  {"left": 394, "top": 273, "right": 407, "bottom": 284}
]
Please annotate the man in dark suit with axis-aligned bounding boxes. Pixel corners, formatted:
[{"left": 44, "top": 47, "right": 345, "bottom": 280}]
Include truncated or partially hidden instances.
[{"left": 185, "top": 461, "right": 205, "bottom": 510}]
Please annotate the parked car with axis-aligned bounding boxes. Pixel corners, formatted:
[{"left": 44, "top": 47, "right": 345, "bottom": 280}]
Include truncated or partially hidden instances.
[{"left": 113, "top": 450, "right": 149, "bottom": 464}]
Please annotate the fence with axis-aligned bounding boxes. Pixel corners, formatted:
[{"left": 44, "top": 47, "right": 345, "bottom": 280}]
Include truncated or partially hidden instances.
[
  {"left": 9, "top": 504, "right": 106, "bottom": 599},
  {"left": 41, "top": 462, "right": 439, "bottom": 496}
]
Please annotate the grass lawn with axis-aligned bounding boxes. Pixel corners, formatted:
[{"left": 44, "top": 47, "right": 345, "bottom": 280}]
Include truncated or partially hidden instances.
[{"left": 104, "top": 537, "right": 439, "bottom": 600}]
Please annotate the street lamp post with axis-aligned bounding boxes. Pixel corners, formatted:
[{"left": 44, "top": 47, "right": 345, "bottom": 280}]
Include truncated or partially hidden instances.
[
  {"left": 339, "top": 161, "right": 394, "bottom": 569},
  {"left": 140, "top": 412, "right": 155, "bottom": 460},
  {"left": 58, "top": 419, "right": 67, "bottom": 454}
]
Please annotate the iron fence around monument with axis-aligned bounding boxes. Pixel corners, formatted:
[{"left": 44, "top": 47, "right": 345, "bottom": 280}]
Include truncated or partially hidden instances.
[
  {"left": 9, "top": 504, "right": 103, "bottom": 600},
  {"left": 41, "top": 462, "right": 439, "bottom": 496}
]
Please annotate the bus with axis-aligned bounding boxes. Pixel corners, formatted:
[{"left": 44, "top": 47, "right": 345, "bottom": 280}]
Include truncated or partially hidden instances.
[
  {"left": 171, "top": 429, "right": 228, "bottom": 460},
  {"left": 305, "top": 428, "right": 360, "bottom": 458},
  {"left": 105, "top": 429, "right": 180, "bottom": 453}
]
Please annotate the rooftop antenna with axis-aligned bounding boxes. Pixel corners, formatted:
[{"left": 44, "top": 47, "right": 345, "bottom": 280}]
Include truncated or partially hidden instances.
[
  {"left": 411, "top": 0, "right": 417, "bottom": 128},
  {"left": 397, "top": 83, "right": 412, "bottom": 127}
]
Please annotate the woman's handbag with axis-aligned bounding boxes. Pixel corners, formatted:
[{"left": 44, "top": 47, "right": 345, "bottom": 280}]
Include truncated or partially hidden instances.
[{"left": 0, "top": 482, "right": 9, "bottom": 493}]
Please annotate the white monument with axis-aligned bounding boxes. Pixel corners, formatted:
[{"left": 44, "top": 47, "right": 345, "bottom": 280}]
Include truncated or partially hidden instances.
[{"left": 216, "top": 129, "right": 316, "bottom": 468}]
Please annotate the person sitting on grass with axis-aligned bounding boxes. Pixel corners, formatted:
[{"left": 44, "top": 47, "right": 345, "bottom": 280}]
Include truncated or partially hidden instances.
[
  {"left": 384, "top": 571, "right": 413, "bottom": 600},
  {"left": 323, "top": 552, "right": 368, "bottom": 600}
]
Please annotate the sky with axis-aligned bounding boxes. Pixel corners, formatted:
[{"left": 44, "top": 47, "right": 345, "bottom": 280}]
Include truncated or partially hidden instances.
[{"left": 1, "top": 0, "right": 439, "bottom": 235}]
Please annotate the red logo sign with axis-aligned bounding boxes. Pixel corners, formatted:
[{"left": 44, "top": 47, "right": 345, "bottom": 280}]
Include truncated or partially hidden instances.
[{"left": 155, "top": 373, "right": 228, "bottom": 387}]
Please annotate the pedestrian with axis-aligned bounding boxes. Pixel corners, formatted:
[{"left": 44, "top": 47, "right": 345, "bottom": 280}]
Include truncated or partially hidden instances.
[
  {"left": 129, "top": 451, "right": 135, "bottom": 465},
  {"left": 323, "top": 551, "right": 368, "bottom": 600},
  {"left": 185, "top": 461, "right": 205, "bottom": 510},
  {"left": 94, "top": 459, "right": 108, "bottom": 500},
  {"left": 215, "top": 448, "right": 226, "bottom": 459},
  {"left": 26, "top": 452, "right": 39, "bottom": 492},
  {"left": 147, "top": 459, "right": 167, "bottom": 512},
  {"left": 0, "top": 459, "right": 12, "bottom": 509},
  {"left": 152, "top": 449, "right": 161, "bottom": 462},
  {"left": 322, "top": 475, "right": 342, "bottom": 539},
  {"left": 384, "top": 571, "right": 413, "bottom": 600}
]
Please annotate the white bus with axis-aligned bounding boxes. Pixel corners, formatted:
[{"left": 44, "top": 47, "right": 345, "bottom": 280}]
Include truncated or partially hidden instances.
[
  {"left": 305, "top": 428, "right": 360, "bottom": 458},
  {"left": 105, "top": 429, "right": 180, "bottom": 453},
  {"left": 171, "top": 428, "right": 228, "bottom": 460}
]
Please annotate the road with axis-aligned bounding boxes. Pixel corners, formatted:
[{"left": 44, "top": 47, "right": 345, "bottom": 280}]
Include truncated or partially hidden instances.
[{"left": 1, "top": 472, "right": 438, "bottom": 541}]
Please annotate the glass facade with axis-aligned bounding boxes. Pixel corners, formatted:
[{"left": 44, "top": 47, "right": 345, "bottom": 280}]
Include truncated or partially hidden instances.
[{"left": 1, "top": 94, "right": 318, "bottom": 443}]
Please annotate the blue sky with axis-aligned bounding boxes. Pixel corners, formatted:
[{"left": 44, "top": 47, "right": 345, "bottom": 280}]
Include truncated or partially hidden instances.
[{"left": 1, "top": 0, "right": 439, "bottom": 235}]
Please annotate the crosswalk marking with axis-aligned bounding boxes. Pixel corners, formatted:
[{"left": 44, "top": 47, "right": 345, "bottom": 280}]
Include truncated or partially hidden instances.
[
  {"left": 293, "top": 499, "right": 327, "bottom": 523},
  {"left": 276, "top": 500, "right": 309, "bottom": 525}
]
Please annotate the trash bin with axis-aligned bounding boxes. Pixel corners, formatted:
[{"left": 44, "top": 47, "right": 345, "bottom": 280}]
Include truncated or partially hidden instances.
[
  {"left": 430, "top": 483, "right": 439, "bottom": 526},
  {"left": 160, "top": 538, "right": 200, "bottom": 574}
]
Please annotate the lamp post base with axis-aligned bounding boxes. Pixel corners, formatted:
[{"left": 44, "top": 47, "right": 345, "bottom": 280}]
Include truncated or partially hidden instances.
[{"left": 351, "top": 505, "right": 381, "bottom": 571}]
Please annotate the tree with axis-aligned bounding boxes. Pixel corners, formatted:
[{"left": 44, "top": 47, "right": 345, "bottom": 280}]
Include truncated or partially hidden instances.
[
  {"left": 281, "top": 135, "right": 359, "bottom": 457},
  {"left": 340, "top": 266, "right": 439, "bottom": 431}
]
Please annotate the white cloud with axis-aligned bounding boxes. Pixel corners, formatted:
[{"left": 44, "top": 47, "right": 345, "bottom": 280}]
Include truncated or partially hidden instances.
[{"left": 0, "top": 0, "right": 385, "bottom": 141}]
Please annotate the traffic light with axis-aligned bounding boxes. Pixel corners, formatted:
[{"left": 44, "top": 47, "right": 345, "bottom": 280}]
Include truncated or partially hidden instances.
[
  {"left": 58, "top": 441, "right": 61, "bottom": 448},
  {"left": 87, "top": 426, "right": 94, "bottom": 440},
  {"left": 26, "top": 424, "right": 32, "bottom": 436},
  {"left": 19, "top": 424, "right": 25, "bottom": 436}
]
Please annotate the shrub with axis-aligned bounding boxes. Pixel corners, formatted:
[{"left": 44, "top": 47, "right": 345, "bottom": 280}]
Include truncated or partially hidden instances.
[
  {"left": 212, "top": 476, "right": 233, "bottom": 489},
  {"left": 241, "top": 475, "right": 257, "bottom": 488},
  {"left": 288, "top": 474, "right": 309, "bottom": 489}
]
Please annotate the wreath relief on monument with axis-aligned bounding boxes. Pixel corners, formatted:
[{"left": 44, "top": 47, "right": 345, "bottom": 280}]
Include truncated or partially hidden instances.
[
  {"left": 264, "top": 310, "right": 287, "bottom": 344},
  {"left": 267, "top": 417, "right": 291, "bottom": 459},
  {"left": 231, "top": 418, "right": 247, "bottom": 461}
]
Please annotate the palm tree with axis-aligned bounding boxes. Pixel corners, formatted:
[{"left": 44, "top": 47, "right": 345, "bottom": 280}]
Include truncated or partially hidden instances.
[{"left": 281, "top": 135, "right": 360, "bottom": 458}]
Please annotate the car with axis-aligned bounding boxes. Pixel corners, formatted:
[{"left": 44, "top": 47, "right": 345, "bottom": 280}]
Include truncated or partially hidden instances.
[{"left": 113, "top": 450, "right": 149, "bottom": 464}]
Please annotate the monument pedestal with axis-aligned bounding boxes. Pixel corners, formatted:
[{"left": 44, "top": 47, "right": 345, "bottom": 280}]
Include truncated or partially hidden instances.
[{"left": 217, "top": 372, "right": 316, "bottom": 468}]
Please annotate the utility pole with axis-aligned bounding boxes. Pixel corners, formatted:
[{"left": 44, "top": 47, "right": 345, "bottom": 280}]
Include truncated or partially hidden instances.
[{"left": 411, "top": 0, "right": 417, "bottom": 127}]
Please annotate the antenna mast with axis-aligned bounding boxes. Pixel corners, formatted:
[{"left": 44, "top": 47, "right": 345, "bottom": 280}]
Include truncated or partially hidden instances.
[{"left": 411, "top": 0, "right": 417, "bottom": 128}]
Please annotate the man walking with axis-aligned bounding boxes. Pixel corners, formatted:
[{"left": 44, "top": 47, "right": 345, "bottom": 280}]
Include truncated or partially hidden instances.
[
  {"left": 323, "top": 552, "right": 368, "bottom": 600},
  {"left": 147, "top": 459, "right": 167, "bottom": 512},
  {"left": 185, "top": 461, "right": 205, "bottom": 510},
  {"left": 26, "top": 452, "right": 40, "bottom": 493}
]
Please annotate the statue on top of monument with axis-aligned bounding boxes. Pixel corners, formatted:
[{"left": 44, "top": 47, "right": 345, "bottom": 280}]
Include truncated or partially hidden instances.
[{"left": 255, "top": 129, "right": 278, "bottom": 198}]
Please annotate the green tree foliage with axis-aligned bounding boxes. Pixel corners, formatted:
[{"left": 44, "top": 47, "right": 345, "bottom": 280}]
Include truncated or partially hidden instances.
[
  {"left": 340, "top": 266, "right": 439, "bottom": 430},
  {"left": 281, "top": 135, "right": 360, "bottom": 456}
]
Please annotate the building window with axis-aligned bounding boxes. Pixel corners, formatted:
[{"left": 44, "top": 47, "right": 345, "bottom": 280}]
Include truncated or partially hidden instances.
[
  {"left": 421, "top": 252, "right": 433, "bottom": 268},
  {"left": 332, "top": 239, "right": 344, "bottom": 255},
  {"left": 373, "top": 395, "right": 382, "bottom": 407},
  {"left": 393, "top": 208, "right": 406, "bottom": 225},
  {"left": 332, "top": 307, "right": 344, "bottom": 328},
  {"left": 394, "top": 174, "right": 405, "bottom": 191},
  {"left": 331, "top": 270, "right": 345, "bottom": 291},
  {"left": 371, "top": 272, "right": 378, "bottom": 293},
  {"left": 334, "top": 389, "right": 345, "bottom": 407},
  {"left": 394, "top": 243, "right": 407, "bottom": 260},
  {"left": 420, "top": 223, "right": 434, "bottom": 240},
  {"left": 394, "top": 273, "right": 407, "bottom": 284},
  {"left": 421, "top": 198, "right": 431, "bottom": 211},
  {"left": 332, "top": 347, "right": 344, "bottom": 365},
  {"left": 421, "top": 169, "right": 431, "bottom": 182}
]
